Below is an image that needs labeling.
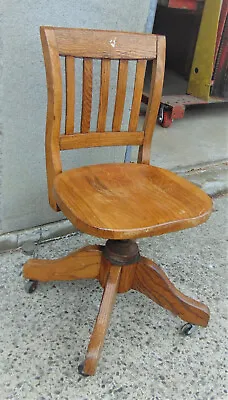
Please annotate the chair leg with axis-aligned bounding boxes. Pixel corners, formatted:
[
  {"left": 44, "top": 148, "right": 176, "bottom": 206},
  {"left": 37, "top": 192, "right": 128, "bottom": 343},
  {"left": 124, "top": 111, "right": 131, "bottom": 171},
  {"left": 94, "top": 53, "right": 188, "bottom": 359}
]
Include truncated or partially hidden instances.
[
  {"left": 132, "top": 256, "right": 210, "bottom": 327},
  {"left": 23, "top": 245, "right": 103, "bottom": 281},
  {"left": 81, "top": 266, "right": 122, "bottom": 376}
]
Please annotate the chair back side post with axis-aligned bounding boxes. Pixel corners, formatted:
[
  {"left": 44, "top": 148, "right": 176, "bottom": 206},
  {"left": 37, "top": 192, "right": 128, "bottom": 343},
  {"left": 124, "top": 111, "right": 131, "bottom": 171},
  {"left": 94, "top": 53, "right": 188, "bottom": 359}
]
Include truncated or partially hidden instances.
[
  {"left": 40, "top": 28, "right": 63, "bottom": 210},
  {"left": 40, "top": 27, "right": 166, "bottom": 211},
  {"left": 138, "top": 36, "right": 165, "bottom": 164}
]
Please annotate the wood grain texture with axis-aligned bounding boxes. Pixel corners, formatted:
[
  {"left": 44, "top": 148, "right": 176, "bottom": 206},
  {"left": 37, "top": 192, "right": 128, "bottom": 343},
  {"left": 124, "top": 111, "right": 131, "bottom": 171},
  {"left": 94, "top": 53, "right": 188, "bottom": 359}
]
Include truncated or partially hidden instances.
[
  {"left": 65, "top": 56, "right": 75, "bottom": 134},
  {"left": 118, "top": 262, "right": 137, "bottom": 293},
  {"left": 99, "top": 256, "right": 111, "bottom": 289},
  {"left": 81, "top": 59, "right": 93, "bottom": 133},
  {"left": 59, "top": 131, "right": 144, "bottom": 150},
  {"left": 99, "top": 256, "right": 137, "bottom": 293},
  {"left": 97, "top": 59, "right": 111, "bottom": 132},
  {"left": 23, "top": 245, "right": 103, "bottom": 281},
  {"left": 133, "top": 257, "right": 210, "bottom": 327},
  {"left": 82, "top": 266, "right": 121, "bottom": 376},
  {"left": 51, "top": 27, "right": 157, "bottom": 59},
  {"left": 128, "top": 60, "right": 147, "bottom": 132},
  {"left": 40, "top": 26, "right": 63, "bottom": 211},
  {"left": 138, "top": 36, "right": 166, "bottom": 164},
  {"left": 112, "top": 60, "right": 128, "bottom": 131},
  {"left": 53, "top": 163, "right": 212, "bottom": 240}
]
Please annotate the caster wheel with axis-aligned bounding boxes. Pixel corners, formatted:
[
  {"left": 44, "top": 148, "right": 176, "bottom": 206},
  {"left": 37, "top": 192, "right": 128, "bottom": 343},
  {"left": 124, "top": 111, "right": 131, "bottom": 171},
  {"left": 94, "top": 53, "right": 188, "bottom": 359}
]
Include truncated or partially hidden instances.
[
  {"left": 24, "top": 280, "right": 38, "bottom": 294},
  {"left": 159, "top": 110, "right": 173, "bottom": 128},
  {"left": 78, "top": 362, "right": 90, "bottom": 377},
  {"left": 181, "top": 323, "right": 197, "bottom": 336},
  {"left": 158, "top": 104, "right": 173, "bottom": 128}
]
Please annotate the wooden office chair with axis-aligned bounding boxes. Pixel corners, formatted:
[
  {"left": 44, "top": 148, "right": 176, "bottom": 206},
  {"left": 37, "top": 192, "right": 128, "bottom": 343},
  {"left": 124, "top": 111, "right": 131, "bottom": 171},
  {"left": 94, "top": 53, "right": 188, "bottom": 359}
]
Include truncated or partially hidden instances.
[{"left": 23, "top": 26, "right": 212, "bottom": 376}]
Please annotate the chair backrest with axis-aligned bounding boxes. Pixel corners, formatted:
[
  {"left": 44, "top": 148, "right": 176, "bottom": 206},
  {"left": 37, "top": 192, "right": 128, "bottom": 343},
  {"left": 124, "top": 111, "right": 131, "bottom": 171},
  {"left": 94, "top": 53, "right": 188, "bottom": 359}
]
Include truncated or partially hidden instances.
[{"left": 40, "top": 26, "right": 165, "bottom": 210}]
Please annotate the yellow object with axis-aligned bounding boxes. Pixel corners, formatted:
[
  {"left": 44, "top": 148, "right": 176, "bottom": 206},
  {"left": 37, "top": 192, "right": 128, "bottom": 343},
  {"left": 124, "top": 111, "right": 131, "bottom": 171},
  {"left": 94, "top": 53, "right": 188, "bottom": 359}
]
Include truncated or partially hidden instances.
[{"left": 187, "top": 0, "right": 221, "bottom": 101}]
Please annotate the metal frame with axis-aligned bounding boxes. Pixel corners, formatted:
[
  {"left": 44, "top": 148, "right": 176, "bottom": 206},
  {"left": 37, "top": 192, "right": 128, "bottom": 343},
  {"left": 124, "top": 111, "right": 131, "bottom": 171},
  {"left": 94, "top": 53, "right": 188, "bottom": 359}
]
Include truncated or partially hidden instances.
[
  {"left": 142, "top": 0, "right": 228, "bottom": 128},
  {"left": 168, "top": 0, "right": 198, "bottom": 10},
  {"left": 158, "top": 0, "right": 198, "bottom": 10},
  {"left": 187, "top": 0, "right": 222, "bottom": 100}
]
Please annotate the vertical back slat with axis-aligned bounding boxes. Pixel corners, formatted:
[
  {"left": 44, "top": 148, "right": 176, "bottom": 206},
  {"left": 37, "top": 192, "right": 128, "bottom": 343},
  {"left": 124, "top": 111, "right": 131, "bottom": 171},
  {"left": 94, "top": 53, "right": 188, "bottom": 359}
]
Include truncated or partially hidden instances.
[
  {"left": 81, "top": 58, "right": 93, "bottom": 133},
  {"left": 97, "top": 59, "right": 111, "bottom": 132},
  {"left": 112, "top": 60, "right": 128, "bottom": 131},
  {"left": 128, "top": 60, "right": 147, "bottom": 132},
  {"left": 65, "top": 56, "right": 75, "bottom": 134}
]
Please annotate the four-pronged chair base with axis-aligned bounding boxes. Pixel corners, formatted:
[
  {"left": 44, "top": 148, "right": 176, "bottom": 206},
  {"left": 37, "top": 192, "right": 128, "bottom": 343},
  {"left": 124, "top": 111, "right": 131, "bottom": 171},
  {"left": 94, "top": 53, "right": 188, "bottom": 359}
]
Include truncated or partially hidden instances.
[{"left": 23, "top": 239, "right": 210, "bottom": 376}]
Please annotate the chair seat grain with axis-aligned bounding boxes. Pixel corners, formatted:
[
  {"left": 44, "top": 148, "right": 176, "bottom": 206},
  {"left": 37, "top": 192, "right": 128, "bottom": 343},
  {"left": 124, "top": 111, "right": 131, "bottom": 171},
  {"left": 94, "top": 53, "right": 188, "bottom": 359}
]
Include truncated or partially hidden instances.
[{"left": 53, "top": 163, "right": 212, "bottom": 239}]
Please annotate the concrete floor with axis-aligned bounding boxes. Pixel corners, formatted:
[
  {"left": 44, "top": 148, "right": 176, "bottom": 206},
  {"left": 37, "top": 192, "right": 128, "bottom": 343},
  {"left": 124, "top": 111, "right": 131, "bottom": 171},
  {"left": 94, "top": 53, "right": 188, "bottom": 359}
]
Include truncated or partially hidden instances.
[
  {"left": 0, "top": 195, "right": 227, "bottom": 400},
  {"left": 137, "top": 102, "right": 228, "bottom": 170}
]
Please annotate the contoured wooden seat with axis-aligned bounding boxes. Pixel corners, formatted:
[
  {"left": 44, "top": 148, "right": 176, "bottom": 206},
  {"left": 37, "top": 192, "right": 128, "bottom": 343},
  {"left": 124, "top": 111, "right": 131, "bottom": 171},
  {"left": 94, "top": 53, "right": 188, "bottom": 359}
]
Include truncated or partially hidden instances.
[
  {"left": 54, "top": 163, "right": 211, "bottom": 239},
  {"left": 23, "top": 26, "right": 212, "bottom": 376}
]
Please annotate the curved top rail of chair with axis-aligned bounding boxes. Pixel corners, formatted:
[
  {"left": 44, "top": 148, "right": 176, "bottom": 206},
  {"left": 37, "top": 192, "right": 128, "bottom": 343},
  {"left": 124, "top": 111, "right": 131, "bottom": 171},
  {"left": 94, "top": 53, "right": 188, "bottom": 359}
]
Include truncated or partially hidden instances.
[{"left": 40, "top": 26, "right": 158, "bottom": 59}]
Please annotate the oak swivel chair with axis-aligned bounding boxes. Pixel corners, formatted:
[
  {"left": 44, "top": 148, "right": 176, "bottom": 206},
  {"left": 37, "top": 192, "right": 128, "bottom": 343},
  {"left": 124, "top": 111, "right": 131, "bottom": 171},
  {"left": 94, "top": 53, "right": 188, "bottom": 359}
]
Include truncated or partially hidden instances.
[{"left": 23, "top": 26, "right": 213, "bottom": 376}]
